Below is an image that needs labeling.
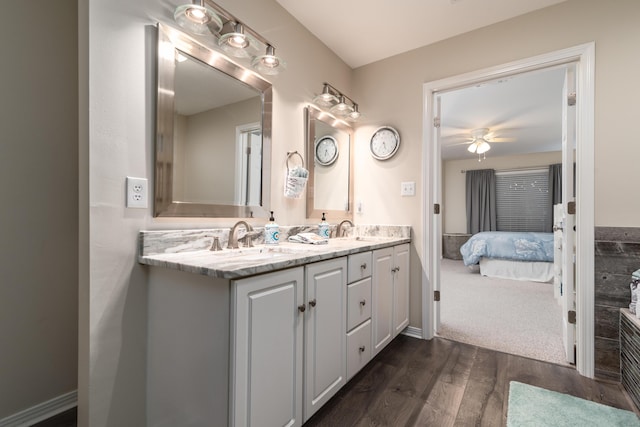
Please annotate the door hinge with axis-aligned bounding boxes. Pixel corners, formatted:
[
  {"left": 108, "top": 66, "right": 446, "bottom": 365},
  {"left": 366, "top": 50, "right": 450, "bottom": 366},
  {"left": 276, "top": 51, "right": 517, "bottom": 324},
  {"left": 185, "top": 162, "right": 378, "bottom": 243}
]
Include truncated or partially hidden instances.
[
  {"left": 433, "top": 117, "right": 441, "bottom": 128},
  {"left": 568, "top": 92, "right": 577, "bottom": 106},
  {"left": 434, "top": 203, "right": 440, "bottom": 214},
  {"left": 568, "top": 310, "right": 576, "bottom": 324},
  {"left": 567, "top": 201, "right": 576, "bottom": 215},
  {"left": 434, "top": 290, "right": 441, "bottom": 302}
]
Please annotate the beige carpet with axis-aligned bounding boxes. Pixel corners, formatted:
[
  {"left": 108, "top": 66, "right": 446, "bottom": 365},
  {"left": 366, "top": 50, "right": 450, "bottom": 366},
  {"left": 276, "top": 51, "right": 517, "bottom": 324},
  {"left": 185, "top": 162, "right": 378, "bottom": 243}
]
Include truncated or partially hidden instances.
[{"left": 437, "top": 258, "right": 569, "bottom": 366}]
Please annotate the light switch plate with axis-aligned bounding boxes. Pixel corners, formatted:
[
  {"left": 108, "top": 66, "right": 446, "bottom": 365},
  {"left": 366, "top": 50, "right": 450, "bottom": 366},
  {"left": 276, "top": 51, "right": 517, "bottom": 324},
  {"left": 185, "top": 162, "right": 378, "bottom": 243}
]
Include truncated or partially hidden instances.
[{"left": 401, "top": 181, "right": 415, "bottom": 197}]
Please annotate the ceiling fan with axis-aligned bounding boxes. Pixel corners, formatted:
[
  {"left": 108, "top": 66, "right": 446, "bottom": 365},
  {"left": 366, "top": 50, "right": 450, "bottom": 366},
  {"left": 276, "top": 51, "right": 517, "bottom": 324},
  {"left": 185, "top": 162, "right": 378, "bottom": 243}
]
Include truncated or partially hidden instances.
[{"left": 467, "top": 128, "right": 492, "bottom": 154}]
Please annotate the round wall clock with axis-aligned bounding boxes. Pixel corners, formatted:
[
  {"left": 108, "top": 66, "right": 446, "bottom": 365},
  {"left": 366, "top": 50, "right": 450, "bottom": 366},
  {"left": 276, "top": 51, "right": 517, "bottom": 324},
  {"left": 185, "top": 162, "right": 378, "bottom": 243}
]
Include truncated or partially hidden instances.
[
  {"left": 315, "top": 135, "right": 339, "bottom": 166},
  {"left": 370, "top": 126, "right": 400, "bottom": 160}
]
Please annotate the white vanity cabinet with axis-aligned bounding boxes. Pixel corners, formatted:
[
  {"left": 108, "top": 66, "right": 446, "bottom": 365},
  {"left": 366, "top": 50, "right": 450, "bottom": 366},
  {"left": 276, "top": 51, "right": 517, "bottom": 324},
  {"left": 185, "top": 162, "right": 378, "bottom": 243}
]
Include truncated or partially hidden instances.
[
  {"left": 303, "top": 257, "right": 347, "bottom": 421},
  {"left": 143, "top": 234, "right": 410, "bottom": 427},
  {"left": 231, "top": 267, "right": 305, "bottom": 427},
  {"left": 232, "top": 257, "right": 347, "bottom": 426},
  {"left": 372, "top": 243, "right": 410, "bottom": 356}
]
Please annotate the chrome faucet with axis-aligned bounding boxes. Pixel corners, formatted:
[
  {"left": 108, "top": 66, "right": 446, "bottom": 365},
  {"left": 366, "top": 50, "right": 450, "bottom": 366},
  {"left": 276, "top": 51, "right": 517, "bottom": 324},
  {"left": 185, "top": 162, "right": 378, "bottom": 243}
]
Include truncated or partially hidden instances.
[
  {"left": 335, "top": 219, "right": 354, "bottom": 238},
  {"left": 227, "top": 220, "right": 255, "bottom": 249}
]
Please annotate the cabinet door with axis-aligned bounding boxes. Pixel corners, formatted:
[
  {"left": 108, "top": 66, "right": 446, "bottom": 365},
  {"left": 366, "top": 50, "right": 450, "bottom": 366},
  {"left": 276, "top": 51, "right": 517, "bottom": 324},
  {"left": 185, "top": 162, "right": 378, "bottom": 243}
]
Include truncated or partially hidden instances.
[
  {"left": 304, "top": 257, "right": 347, "bottom": 421},
  {"left": 231, "top": 267, "right": 305, "bottom": 427},
  {"left": 372, "top": 247, "right": 394, "bottom": 356},
  {"left": 392, "top": 243, "right": 410, "bottom": 337}
]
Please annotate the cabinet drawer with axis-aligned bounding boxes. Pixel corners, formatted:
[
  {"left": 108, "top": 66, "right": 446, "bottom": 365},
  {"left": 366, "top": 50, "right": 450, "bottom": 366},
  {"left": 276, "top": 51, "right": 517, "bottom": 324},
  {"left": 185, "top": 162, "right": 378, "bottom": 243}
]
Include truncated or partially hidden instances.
[
  {"left": 348, "top": 251, "right": 372, "bottom": 283},
  {"left": 346, "top": 319, "right": 372, "bottom": 381},
  {"left": 347, "top": 277, "right": 371, "bottom": 331}
]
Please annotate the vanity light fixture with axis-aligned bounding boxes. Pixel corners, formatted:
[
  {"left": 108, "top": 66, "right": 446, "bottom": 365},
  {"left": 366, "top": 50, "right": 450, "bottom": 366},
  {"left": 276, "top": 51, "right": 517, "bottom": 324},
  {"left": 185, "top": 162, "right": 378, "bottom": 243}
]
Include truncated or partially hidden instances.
[
  {"left": 346, "top": 104, "right": 362, "bottom": 122},
  {"left": 252, "top": 45, "right": 287, "bottom": 75},
  {"left": 174, "top": 0, "right": 223, "bottom": 35},
  {"left": 330, "top": 95, "right": 353, "bottom": 116},
  {"left": 218, "top": 22, "right": 259, "bottom": 58},
  {"left": 312, "top": 83, "right": 339, "bottom": 107},
  {"left": 312, "top": 83, "right": 363, "bottom": 122},
  {"left": 173, "top": 0, "right": 287, "bottom": 75}
]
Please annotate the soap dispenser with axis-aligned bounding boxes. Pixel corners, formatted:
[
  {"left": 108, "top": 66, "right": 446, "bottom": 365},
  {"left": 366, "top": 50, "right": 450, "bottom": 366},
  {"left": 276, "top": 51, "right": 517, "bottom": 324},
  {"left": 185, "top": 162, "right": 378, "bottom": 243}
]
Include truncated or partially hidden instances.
[
  {"left": 265, "top": 211, "right": 280, "bottom": 245},
  {"left": 318, "top": 212, "right": 330, "bottom": 239}
]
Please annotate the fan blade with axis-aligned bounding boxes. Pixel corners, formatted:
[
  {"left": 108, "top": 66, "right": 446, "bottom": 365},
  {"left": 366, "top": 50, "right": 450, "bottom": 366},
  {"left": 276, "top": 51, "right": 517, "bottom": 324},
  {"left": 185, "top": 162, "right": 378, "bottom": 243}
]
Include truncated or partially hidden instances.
[
  {"left": 441, "top": 137, "right": 473, "bottom": 147},
  {"left": 487, "top": 137, "right": 516, "bottom": 143}
]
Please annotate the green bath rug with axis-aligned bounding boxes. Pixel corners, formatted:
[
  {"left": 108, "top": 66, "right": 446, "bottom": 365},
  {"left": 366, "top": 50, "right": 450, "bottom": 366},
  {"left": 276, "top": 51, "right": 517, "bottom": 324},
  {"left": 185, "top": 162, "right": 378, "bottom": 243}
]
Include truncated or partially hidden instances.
[{"left": 507, "top": 381, "right": 640, "bottom": 427}]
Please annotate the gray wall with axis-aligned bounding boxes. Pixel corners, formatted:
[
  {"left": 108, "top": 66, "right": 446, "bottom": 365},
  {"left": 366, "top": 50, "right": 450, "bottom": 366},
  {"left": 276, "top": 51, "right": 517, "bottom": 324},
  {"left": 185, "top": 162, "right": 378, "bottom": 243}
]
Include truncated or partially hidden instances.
[
  {"left": 594, "top": 227, "right": 640, "bottom": 381},
  {"left": 0, "top": 1, "right": 78, "bottom": 420}
]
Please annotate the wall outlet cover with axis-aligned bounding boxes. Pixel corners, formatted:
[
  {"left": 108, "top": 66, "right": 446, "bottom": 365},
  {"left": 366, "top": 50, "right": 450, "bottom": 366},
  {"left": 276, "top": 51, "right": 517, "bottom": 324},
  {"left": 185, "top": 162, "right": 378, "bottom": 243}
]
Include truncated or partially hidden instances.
[{"left": 126, "top": 176, "right": 148, "bottom": 208}]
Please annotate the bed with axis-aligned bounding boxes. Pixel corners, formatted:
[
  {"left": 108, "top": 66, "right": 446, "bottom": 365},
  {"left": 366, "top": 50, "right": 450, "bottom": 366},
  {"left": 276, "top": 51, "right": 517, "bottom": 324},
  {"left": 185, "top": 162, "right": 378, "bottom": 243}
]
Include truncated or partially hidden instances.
[{"left": 459, "top": 231, "right": 555, "bottom": 282}]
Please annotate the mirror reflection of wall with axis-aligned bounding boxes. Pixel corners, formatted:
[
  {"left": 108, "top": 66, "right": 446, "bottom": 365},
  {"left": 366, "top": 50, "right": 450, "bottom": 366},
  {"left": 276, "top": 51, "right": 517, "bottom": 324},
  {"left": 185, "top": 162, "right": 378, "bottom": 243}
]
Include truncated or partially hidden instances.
[
  {"left": 314, "top": 120, "right": 349, "bottom": 211},
  {"left": 305, "top": 106, "right": 353, "bottom": 220},
  {"left": 173, "top": 52, "right": 262, "bottom": 205}
]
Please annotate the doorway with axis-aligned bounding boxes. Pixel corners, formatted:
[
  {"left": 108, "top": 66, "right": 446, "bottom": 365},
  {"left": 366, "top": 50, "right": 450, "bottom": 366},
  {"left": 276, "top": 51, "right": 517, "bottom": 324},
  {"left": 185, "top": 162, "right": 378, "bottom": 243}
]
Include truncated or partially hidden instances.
[{"left": 421, "top": 43, "right": 595, "bottom": 377}]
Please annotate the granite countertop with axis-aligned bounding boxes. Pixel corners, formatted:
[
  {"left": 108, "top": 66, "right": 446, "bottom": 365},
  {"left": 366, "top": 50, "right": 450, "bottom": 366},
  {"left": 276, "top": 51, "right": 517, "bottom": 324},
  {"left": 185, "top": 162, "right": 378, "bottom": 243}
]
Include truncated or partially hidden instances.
[{"left": 138, "top": 225, "right": 411, "bottom": 279}]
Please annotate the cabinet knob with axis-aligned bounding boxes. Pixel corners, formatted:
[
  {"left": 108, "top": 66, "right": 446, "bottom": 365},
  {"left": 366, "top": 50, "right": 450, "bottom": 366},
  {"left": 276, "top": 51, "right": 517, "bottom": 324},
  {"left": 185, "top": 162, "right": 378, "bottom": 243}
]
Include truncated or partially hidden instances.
[
  {"left": 360, "top": 299, "right": 366, "bottom": 307},
  {"left": 309, "top": 299, "right": 317, "bottom": 307},
  {"left": 298, "top": 304, "right": 306, "bottom": 313},
  {"left": 392, "top": 266, "right": 400, "bottom": 273},
  {"left": 361, "top": 263, "right": 367, "bottom": 270},
  {"left": 359, "top": 346, "right": 366, "bottom": 353}
]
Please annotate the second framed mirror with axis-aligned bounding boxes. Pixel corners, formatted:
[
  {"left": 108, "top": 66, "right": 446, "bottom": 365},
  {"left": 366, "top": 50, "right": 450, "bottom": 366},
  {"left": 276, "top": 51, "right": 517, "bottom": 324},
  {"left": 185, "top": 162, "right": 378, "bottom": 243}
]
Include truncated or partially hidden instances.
[{"left": 305, "top": 106, "right": 354, "bottom": 220}]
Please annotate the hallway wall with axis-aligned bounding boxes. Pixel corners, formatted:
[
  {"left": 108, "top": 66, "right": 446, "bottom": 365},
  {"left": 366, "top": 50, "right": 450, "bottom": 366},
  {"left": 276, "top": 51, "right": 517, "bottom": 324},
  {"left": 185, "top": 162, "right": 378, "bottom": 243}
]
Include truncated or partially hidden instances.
[{"left": 0, "top": 1, "right": 78, "bottom": 420}]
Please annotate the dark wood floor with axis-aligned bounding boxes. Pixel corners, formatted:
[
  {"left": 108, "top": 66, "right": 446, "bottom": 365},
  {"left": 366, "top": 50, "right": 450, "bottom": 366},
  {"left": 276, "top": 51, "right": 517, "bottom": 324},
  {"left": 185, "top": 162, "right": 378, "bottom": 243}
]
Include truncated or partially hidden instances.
[
  {"left": 32, "top": 407, "right": 76, "bottom": 427},
  {"left": 32, "top": 336, "right": 636, "bottom": 427},
  {"left": 305, "top": 335, "right": 636, "bottom": 427}
]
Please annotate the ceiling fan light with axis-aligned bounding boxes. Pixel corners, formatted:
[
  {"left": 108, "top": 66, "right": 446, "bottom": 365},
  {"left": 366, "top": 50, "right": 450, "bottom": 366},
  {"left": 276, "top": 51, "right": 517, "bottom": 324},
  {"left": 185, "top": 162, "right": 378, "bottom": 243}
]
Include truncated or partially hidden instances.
[
  {"left": 467, "top": 142, "right": 478, "bottom": 153},
  {"left": 476, "top": 140, "right": 491, "bottom": 154},
  {"left": 174, "top": 0, "right": 222, "bottom": 35}
]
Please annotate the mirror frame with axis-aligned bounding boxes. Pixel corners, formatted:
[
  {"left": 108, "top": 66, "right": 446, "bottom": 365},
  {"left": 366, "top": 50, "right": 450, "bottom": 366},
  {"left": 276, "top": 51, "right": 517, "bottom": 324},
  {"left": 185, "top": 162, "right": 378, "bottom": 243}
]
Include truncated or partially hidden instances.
[
  {"left": 305, "top": 106, "right": 354, "bottom": 220},
  {"left": 154, "top": 23, "right": 272, "bottom": 218}
]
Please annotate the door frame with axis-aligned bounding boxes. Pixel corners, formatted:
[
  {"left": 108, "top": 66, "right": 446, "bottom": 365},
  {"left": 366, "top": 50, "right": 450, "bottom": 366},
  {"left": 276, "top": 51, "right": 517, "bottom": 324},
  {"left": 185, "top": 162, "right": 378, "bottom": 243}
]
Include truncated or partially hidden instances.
[{"left": 421, "top": 43, "right": 595, "bottom": 377}]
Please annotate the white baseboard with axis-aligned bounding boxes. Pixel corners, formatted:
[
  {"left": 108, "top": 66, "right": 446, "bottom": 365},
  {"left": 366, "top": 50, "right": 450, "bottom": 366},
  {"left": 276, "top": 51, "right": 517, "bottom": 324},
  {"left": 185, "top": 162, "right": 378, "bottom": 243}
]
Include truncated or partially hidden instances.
[
  {"left": 402, "top": 326, "right": 423, "bottom": 339},
  {"left": 0, "top": 390, "right": 77, "bottom": 427}
]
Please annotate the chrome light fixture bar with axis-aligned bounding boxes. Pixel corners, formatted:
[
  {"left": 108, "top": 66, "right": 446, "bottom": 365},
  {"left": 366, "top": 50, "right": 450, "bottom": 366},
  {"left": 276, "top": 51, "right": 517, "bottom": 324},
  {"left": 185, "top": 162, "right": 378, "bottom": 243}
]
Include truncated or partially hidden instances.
[
  {"left": 173, "top": 0, "right": 286, "bottom": 75},
  {"left": 312, "top": 83, "right": 362, "bottom": 122}
]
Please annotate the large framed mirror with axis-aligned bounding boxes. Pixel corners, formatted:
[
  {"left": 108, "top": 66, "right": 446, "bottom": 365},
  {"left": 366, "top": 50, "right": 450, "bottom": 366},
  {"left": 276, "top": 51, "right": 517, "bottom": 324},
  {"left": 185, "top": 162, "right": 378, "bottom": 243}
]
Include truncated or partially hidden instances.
[
  {"left": 305, "top": 106, "right": 354, "bottom": 220},
  {"left": 155, "top": 23, "right": 272, "bottom": 218}
]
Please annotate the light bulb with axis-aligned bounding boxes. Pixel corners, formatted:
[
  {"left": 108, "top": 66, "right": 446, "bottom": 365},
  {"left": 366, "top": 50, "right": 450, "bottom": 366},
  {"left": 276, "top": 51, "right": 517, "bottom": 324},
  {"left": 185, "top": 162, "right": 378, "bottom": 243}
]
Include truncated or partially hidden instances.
[{"left": 476, "top": 140, "right": 491, "bottom": 154}]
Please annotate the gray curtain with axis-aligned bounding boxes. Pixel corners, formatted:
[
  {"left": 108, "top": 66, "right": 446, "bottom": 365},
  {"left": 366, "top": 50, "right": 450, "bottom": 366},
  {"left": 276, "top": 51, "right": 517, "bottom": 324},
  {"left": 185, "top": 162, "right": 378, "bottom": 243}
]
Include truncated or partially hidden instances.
[
  {"left": 549, "top": 163, "right": 562, "bottom": 205},
  {"left": 548, "top": 163, "right": 562, "bottom": 231},
  {"left": 466, "top": 169, "right": 497, "bottom": 234}
]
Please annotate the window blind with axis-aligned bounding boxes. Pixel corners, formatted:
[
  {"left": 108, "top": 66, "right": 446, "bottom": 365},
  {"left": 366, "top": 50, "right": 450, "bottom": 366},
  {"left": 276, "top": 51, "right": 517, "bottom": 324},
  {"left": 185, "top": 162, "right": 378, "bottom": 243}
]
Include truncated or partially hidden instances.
[{"left": 495, "top": 170, "right": 550, "bottom": 232}]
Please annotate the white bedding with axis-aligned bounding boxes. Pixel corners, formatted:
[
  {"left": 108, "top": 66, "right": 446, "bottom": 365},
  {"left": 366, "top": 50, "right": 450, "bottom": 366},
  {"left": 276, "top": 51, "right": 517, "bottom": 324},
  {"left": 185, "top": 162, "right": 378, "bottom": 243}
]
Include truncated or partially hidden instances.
[{"left": 479, "top": 258, "right": 554, "bottom": 283}]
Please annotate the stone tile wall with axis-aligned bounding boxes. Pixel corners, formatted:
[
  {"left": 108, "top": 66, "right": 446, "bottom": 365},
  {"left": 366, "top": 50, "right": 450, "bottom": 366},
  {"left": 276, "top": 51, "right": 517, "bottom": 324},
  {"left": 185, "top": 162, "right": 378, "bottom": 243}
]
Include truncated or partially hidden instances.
[{"left": 594, "top": 227, "right": 640, "bottom": 381}]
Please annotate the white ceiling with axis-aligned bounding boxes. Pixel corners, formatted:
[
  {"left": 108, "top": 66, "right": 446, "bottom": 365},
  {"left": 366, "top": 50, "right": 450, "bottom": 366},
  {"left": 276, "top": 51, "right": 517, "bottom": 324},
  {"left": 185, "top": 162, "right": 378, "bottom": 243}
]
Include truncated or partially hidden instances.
[
  {"left": 275, "top": 0, "right": 567, "bottom": 69},
  {"left": 439, "top": 67, "right": 566, "bottom": 160},
  {"left": 275, "top": 0, "right": 569, "bottom": 161}
]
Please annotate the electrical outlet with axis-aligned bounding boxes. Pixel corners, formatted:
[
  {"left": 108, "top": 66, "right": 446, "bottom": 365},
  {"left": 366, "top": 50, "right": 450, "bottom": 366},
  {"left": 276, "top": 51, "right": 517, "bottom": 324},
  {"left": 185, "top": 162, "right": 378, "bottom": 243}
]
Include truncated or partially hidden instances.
[
  {"left": 126, "top": 177, "right": 148, "bottom": 208},
  {"left": 401, "top": 181, "right": 416, "bottom": 197}
]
